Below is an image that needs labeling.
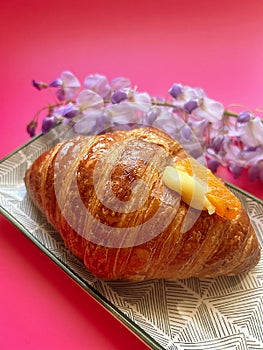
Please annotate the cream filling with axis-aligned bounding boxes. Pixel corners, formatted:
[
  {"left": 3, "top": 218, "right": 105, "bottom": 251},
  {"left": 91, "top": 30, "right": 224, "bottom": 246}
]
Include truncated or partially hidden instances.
[{"left": 163, "top": 166, "right": 215, "bottom": 215}]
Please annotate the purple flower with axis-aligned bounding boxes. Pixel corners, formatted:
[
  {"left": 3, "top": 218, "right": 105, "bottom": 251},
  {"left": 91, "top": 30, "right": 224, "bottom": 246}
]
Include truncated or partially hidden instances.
[
  {"left": 239, "top": 117, "right": 263, "bottom": 147},
  {"left": 169, "top": 85, "right": 201, "bottom": 108},
  {"left": 49, "top": 78, "right": 62, "bottom": 88},
  {"left": 223, "top": 142, "right": 243, "bottom": 164},
  {"left": 244, "top": 147, "right": 263, "bottom": 165},
  {"left": 28, "top": 72, "right": 263, "bottom": 183},
  {"left": 229, "top": 162, "right": 243, "bottom": 178},
  {"left": 192, "top": 97, "right": 224, "bottom": 123},
  {"left": 152, "top": 109, "right": 182, "bottom": 137},
  {"left": 143, "top": 109, "right": 158, "bottom": 125},
  {"left": 243, "top": 145, "right": 258, "bottom": 152},
  {"left": 84, "top": 74, "right": 111, "bottom": 98},
  {"left": 111, "top": 89, "right": 128, "bottom": 104},
  {"left": 107, "top": 102, "right": 141, "bottom": 124},
  {"left": 206, "top": 147, "right": 227, "bottom": 167},
  {"left": 187, "top": 119, "right": 209, "bottom": 146},
  {"left": 183, "top": 99, "right": 199, "bottom": 114},
  {"left": 41, "top": 115, "right": 57, "bottom": 133},
  {"left": 74, "top": 110, "right": 111, "bottom": 135},
  {"left": 180, "top": 125, "right": 192, "bottom": 141},
  {"left": 210, "top": 135, "right": 224, "bottom": 153},
  {"left": 26, "top": 120, "right": 37, "bottom": 137},
  {"left": 133, "top": 92, "right": 151, "bottom": 110},
  {"left": 237, "top": 111, "right": 251, "bottom": 124},
  {"left": 207, "top": 158, "right": 221, "bottom": 173},
  {"left": 168, "top": 83, "right": 183, "bottom": 98},
  {"left": 32, "top": 80, "right": 48, "bottom": 90},
  {"left": 169, "top": 84, "right": 224, "bottom": 122},
  {"left": 223, "top": 116, "right": 242, "bottom": 138},
  {"left": 61, "top": 104, "right": 79, "bottom": 119},
  {"left": 52, "top": 103, "right": 79, "bottom": 120},
  {"left": 110, "top": 77, "right": 131, "bottom": 90},
  {"left": 50, "top": 71, "right": 81, "bottom": 101},
  {"left": 94, "top": 113, "right": 111, "bottom": 132},
  {"left": 76, "top": 89, "right": 104, "bottom": 112}
]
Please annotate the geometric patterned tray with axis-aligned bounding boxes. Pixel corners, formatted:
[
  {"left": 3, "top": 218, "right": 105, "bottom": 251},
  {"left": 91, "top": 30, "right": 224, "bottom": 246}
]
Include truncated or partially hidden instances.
[{"left": 1, "top": 124, "right": 262, "bottom": 350}]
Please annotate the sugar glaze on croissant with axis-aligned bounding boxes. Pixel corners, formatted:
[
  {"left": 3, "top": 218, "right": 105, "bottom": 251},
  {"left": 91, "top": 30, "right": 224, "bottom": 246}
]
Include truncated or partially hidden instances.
[{"left": 24, "top": 127, "right": 261, "bottom": 281}]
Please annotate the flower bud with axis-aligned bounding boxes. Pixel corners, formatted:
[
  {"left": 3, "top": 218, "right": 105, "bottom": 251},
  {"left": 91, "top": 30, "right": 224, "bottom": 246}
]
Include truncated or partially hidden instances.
[
  {"left": 111, "top": 89, "right": 128, "bottom": 104},
  {"left": 32, "top": 80, "right": 48, "bottom": 90},
  {"left": 26, "top": 120, "right": 37, "bottom": 137},
  {"left": 42, "top": 116, "right": 57, "bottom": 133},
  {"left": 229, "top": 162, "right": 243, "bottom": 178},
  {"left": 237, "top": 111, "right": 251, "bottom": 123},
  {"left": 210, "top": 135, "right": 224, "bottom": 153},
  {"left": 49, "top": 78, "right": 63, "bottom": 88},
  {"left": 207, "top": 159, "right": 220, "bottom": 173},
  {"left": 61, "top": 104, "right": 79, "bottom": 119},
  {"left": 168, "top": 83, "right": 182, "bottom": 98},
  {"left": 183, "top": 99, "right": 199, "bottom": 114}
]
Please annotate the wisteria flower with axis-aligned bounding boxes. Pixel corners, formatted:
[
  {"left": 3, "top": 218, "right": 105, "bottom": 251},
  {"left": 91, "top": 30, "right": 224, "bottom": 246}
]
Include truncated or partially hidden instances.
[
  {"left": 26, "top": 70, "right": 263, "bottom": 183},
  {"left": 107, "top": 101, "right": 144, "bottom": 124},
  {"left": 239, "top": 117, "right": 263, "bottom": 147},
  {"left": 26, "top": 120, "right": 37, "bottom": 137},
  {"left": 237, "top": 110, "right": 251, "bottom": 123},
  {"left": 107, "top": 91, "right": 152, "bottom": 124},
  {"left": 142, "top": 108, "right": 158, "bottom": 125},
  {"left": 84, "top": 74, "right": 111, "bottom": 98},
  {"left": 132, "top": 92, "right": 152, "bottom": 112},
  {"left": 110, "top": 76, "right": 131, "bottom": 90},
  {"left": 168, "top": 84, "right": 198, "bottom": 107},
  {"left": 49, "top": 71, "right": 81, "bottom": 101},
  {"left": 187, "top": 119, "right": 208, "bottom": 144},
  {"left": 74, "top": 109, "right": 111, "bottom": 135},
  {"left": 76, "top": 89, "right": 104, "bottom": 113},
  {"left": 169, "top": 84, "right": 224, "bottom": 123},
  {"left": 41, "top": 115, "right": 57, "bottom": 133},
  {"left": 53, "top": 103, "right": 79, "bottom": 119},
  {"left": 192, "top": 97, "right": 224, "bottom": 123},
  {"left": 32, "top": 80, "right": 48, "bottom": 90},
  {"left": 111, "top": 89, "right": 128, "bottom": 104}
]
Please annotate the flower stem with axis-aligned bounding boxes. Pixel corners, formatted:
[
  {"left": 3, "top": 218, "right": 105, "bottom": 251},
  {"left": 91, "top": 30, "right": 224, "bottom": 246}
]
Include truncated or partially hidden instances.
[
  {"left": 152, "top": 101, "right": 176, "bottom": 108},
  {"left": 223, "top": 110, "right": 238, "bottom": 117},
  {"left": 32, "top": 100, "right": 75, "bottom": 121}
]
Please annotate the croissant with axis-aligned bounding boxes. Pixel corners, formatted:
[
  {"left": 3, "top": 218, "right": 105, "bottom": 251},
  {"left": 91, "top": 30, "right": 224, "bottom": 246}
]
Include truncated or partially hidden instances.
[{"left": 24, "top": 126, "right": 261, "bottom": 281}]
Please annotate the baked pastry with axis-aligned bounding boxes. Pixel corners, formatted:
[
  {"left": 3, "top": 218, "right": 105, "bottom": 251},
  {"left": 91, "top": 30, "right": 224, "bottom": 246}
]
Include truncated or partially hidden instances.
[{"left": 24, "top": 127, "right": 261, "bottom": 281}]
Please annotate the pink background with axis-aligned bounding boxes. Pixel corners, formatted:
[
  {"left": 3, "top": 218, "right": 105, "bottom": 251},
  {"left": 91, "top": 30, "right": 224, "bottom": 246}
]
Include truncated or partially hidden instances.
[{"left": 0, "top": 1, "right": 263, "bottom": 349}]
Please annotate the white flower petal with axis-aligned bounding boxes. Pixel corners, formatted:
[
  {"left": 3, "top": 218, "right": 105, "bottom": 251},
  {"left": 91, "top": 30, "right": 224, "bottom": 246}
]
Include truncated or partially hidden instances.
[
  {"left": 107, "top": 102, "right": 138, "bottom": 123},
  {"left": 110, "top": 77, "right": 131, "bottom": 90},
  {"left": 60, "top": 71, "right": 81, "bottom": 88},
  {"left": 76, "top": 89, "right": 104, "bottom": 110},
  {"left": 84, "top": 73, "right": 111, "bottom": 98},
  {"left": 240, "top": 117, "right": 263, "bottom": 147},
  {"left": 194, "top": 98, "right": 224, "bottom": 123},
  {"left": 133, "top": 92, "right": 152, "bottom": 112},
  {"left": 74, "top": 116, "right": 95, "bottom": 134}
]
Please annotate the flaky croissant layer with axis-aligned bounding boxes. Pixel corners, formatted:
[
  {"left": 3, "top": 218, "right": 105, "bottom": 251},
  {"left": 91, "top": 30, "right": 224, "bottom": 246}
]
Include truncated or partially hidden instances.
[{"left": 24, "top": 127, "right": 261, "bottom": 281}]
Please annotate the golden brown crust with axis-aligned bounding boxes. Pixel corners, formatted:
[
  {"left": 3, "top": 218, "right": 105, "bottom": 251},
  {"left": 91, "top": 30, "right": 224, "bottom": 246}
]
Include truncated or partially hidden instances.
[{"left": 24, "top": 127, "right": 261, "bottom": 281}]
